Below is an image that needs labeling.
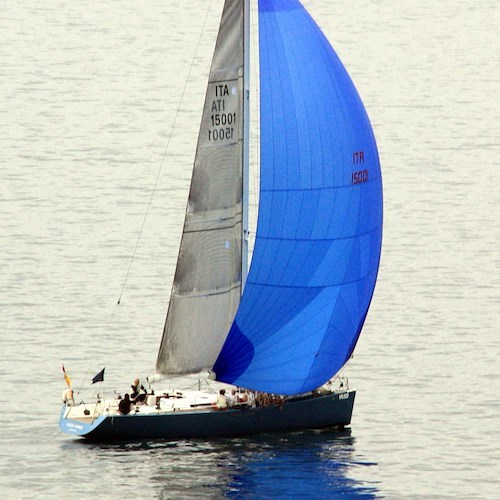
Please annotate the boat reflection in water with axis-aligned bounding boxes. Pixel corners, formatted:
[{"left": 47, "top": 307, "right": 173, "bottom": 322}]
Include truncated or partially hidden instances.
[{"left": 71, "top": 429, "right": 378, "bottom": 497}]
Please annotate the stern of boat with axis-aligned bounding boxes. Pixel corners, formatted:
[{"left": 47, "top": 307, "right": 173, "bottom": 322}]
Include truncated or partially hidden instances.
[{"left": 59, "top": 402, "right": 111, "bottom": 438}]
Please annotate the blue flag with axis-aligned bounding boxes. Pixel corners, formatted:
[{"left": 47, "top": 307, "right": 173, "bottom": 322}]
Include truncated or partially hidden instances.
[{"left": 91, "top": 368, "right": 105, "bottom": 384}]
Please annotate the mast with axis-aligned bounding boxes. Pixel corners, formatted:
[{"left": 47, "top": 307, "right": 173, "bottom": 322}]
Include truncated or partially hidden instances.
[{"left": 241, "top": 0, "right": 250, "bottom": 291}]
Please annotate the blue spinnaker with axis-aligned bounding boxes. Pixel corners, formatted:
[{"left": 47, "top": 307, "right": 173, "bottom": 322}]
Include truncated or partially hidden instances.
[{"left": 213, "top": 0, "right": 383, "bottom": 395}]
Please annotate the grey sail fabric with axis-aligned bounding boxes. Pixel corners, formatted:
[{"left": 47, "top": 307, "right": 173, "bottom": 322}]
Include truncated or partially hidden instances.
[{"left": 156, "top": 0, "right": 244, "bottom": 374}]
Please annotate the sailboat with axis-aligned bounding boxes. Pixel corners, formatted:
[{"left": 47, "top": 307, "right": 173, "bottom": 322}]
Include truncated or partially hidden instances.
[{"left": 59, "top": 0, "right": 382, "bottom": 441}]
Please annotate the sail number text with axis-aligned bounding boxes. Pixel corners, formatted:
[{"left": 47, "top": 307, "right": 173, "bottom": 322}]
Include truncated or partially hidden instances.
[
  {"left": 352, "top": 169, "right": 368, "bottom": 185},
  {"left": 351, "top": 150, "right": 369, "bottom": 185},
  {"left": 211, "top": 112, "right": 236, "bottom": 127},
  {"left": 209, "top": 111, "right": 236, "bottom": 141},
  {"left": 208, "top": 127, "right": 234, "bottom": 141},
  {"left": 207, "top": 83, "right": 238, "bottom": 142}
]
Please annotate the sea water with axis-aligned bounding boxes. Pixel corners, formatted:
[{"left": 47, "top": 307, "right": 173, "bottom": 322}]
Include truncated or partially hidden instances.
[{"left": 1, "top": 1, "right": 498, "bottom": 498}]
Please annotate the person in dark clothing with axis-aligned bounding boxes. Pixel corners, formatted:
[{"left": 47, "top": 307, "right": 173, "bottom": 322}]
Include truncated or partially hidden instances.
[{"left": 118, "top": 393, "right": 133, "bottom": 415}]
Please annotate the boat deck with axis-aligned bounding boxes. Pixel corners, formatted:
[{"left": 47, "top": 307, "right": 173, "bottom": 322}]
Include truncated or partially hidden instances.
[
  {"left": 62, "top": 388, "right": 226, "bottom": 422},
  {"left": 62, "top": 386, "right": 352, "bottom": 423}
]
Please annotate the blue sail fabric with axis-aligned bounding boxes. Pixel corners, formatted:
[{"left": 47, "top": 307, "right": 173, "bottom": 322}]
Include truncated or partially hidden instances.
[{"left": 213, "top": 0, "right": 383, "bottom": 395}]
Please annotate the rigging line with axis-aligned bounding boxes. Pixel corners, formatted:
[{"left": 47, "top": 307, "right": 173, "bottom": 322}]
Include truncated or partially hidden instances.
[
  {"left": 59, "top": 5, "right": 220, "bottom": 412},
  {"left": 116, "top": 0, "right": 216, "bottom": 306},
  {"left": 50, "top": 429, "right": 64, "bottom": 440}
]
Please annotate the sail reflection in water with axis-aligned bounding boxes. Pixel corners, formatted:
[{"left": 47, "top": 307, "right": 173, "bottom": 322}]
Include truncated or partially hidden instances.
[{"left": 78, "top": 430, "right": 378, "bottom": 498}]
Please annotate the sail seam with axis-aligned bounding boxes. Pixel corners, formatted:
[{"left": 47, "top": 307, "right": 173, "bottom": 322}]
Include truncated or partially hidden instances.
[
  {"left": 173, "top": 282, "right": 241, "bottom": 299},
  {"left": 245, "top": 268, "right": 378, "bottom": 289},
  {"left": 184, "top": 219, "right": 242, "bottom": 233},
  {"left": 209, "top": 76, "right": 240, "bottom": 84},
  {"left": 256, "top": 225, "right": 381, "bottom": 242},
  {"left": 260, "top": 176, "right": 382, "bottom": 193}
]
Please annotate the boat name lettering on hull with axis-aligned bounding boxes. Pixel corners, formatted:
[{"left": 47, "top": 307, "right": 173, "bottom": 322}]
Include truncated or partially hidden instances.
[{"left": 64, "top": 421, "right": 84, "bottom": 433}]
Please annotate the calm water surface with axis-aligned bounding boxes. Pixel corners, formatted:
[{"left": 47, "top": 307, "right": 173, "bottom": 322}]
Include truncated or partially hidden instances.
[{"left": 1, "top": 1, "right": 498, "bottom": 498}]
